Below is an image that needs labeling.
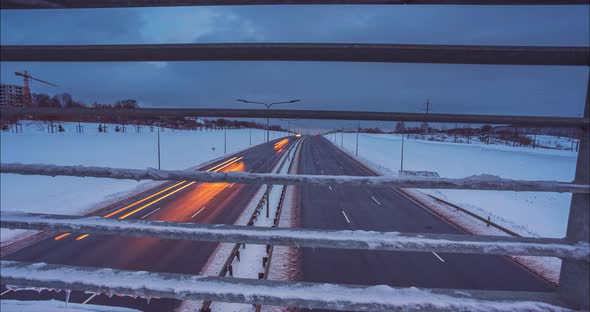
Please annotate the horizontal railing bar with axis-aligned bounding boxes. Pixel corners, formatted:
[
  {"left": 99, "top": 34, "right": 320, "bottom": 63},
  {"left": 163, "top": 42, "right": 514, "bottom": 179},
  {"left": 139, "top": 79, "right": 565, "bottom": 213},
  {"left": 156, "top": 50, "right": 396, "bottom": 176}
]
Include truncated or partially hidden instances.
[
  {"left": 2, "top": 163, "right": 588, "bottom": 193},
  {"left": 1, "top": 43, "right": 588, "bottom": 66},
  {"left": 0, "top": 260, "right": 568, "bottom": 312},
  {"left": 2, "top": 212, "right": 588, "bottom": 260},
  {"left": 1, "top": 0, "right": 588, "bottom": 9},
  {"left": 2, "top": 107, "right": 588, "bottom": 128}
]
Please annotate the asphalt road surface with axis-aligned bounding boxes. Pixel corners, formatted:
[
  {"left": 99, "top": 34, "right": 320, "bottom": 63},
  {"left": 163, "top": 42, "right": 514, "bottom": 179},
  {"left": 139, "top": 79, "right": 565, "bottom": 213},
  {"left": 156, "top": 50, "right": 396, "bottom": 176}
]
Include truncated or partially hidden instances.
[
  {"left": 1, "top": 137, "right": 296, "bottom": 311},
  {"left": 298, "top": 136, "right": 553, "bottom": 311}
]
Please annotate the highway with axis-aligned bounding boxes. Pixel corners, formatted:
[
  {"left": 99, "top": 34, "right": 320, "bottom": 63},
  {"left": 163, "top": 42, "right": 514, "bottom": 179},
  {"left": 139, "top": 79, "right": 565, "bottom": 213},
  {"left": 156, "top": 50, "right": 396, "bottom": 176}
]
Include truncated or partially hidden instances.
[
  {"left": 297, "top": 136, "right": 553, "bottom": 311},
  {"left": 1, "top": 137, "right": 295, "bottom": 311}
]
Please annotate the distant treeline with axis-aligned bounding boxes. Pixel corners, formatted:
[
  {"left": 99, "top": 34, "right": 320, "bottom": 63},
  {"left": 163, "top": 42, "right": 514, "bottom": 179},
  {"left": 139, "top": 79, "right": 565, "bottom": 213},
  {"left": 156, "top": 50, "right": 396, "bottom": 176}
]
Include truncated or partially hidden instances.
[
  {"left": 3, "top": 92, "right": 287, "bottom": 131},
  {"left": 31, "top": 92, "right": 139, "bottom": 109}
]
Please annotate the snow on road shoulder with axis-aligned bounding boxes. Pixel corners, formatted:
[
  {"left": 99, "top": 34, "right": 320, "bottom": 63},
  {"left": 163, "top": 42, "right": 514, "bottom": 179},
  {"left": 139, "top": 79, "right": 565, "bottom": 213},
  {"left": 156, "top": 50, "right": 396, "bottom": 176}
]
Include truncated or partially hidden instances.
[
  {"left": 208, "top": 139, "right": 300, "bottom": 312},
  {"left": 1, "top": 121, "right": 286, "bottom": 243},
  {"left": 178, "top": 138, "right": 299, "bottom": 312},
  {"left": 326, "top": 133, "right": 576, "bottom": 238}
]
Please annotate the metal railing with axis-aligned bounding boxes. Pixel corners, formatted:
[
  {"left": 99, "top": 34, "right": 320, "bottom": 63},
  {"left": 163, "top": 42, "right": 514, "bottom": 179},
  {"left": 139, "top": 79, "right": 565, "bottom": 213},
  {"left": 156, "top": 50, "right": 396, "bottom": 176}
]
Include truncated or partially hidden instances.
[{"left": 0, "top": 0, "right": 589, "bottom": 310}]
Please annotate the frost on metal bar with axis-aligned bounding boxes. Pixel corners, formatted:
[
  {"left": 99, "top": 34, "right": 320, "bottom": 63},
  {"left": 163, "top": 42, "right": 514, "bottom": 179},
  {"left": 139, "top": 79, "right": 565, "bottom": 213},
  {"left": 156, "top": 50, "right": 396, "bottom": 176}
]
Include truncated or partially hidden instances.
[
  {"left": 0, "top": 261, "right": 569, "bottom": 311},
  {"left": 2, "top": 107, "right": 589, "bottom": 127},
  {"left": 2, "top": 163, "right": 588, "bottom": 193},
  {"left": 2, "top": 212, "right": 589, "bottom": 260},
  {"left": 2, "top": 0, "right": 589, "bottom": 9},
  {"left": 2, "top": 43, "right": 589, "bottom": 66}
]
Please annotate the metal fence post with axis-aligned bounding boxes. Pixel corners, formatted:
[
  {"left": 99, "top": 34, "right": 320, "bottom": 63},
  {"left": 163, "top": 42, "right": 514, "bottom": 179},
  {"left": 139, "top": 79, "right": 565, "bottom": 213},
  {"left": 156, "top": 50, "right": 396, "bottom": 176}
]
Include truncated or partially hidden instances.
[{"left": 558, "top": 77, "right": 590, "bottom": 309}]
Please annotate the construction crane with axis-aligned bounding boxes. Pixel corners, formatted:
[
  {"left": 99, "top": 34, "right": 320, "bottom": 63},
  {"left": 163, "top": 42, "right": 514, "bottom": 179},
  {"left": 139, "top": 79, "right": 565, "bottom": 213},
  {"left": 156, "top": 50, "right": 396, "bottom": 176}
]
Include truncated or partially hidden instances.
[{"left": 14, "top": 71, "right": 58, "bottom": 106}]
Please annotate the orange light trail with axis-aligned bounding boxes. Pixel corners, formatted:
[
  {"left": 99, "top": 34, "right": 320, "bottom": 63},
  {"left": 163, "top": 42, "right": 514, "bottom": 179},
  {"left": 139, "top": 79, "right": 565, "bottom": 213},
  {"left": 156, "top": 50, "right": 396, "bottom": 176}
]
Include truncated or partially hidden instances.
[
  {"left": 103, "top": 181, "right": 187, "bottom": 219},
  {"left": 75, "top": 234, "right": 90, "bottom": 241},
  {"left": 206, "top": 157, "right": 238, "bottom": 172},
  {"left": 63, "top": 155, "right": 245, "bottom": 240},
  {"left": 118, "top": 181, "right": 197, "bottom": 220},
  {"left": 274, "top": 139, "right": 289, "bottom": 151},
  {"left": 54, "top": 233, "right": 71, "bottom": 241}
]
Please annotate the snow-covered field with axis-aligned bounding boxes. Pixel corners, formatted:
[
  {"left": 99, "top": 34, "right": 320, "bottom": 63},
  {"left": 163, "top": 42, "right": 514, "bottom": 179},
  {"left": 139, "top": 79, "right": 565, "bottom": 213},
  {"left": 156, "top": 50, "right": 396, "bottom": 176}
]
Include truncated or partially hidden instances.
[
  {"left": 326, "top": 132, "right": 577, "bottom": 238},
  {"left": 0, "top": 121, "right": 286, "bottom": 243}
]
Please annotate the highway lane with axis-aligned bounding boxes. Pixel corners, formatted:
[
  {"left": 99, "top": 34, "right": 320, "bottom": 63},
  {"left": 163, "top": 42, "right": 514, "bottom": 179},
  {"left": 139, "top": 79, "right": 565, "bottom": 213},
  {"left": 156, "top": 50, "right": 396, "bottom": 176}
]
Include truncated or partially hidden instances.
[
  {"left": 1, "top": 137, "right": 296, "bottom": 311},
  {"left": 298, "top": 136, "right": 553, "bottom": 310}
]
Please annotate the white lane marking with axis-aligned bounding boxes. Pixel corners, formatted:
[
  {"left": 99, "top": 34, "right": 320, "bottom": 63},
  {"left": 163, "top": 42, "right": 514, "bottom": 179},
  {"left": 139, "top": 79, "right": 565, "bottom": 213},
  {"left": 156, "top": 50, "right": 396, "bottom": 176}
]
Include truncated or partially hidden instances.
[
  {"left": 432, "top": 252, "right": 445, "bottom": 262},
  {"left": 140, "top": 208, "right": 160, "bottom": 219},
  {"left": 321, "top": 170, "right": 325, "bottom": 174},
  {"left": 228, "top": 183, "right": 235, "bottom": 188},
  {"left": 191, "top": 207, "right": 206, "bottom": 218},
  {"left": 328, "top": 185, "right": 333, "bottom": 191},
  {"left": 341, "top": 211, "right": 351, "bottom": 224},
  {"left": 0, "top": 289, "right": 11, "bottom": 296},
  {"left": 371, "top": 196, "right": 381, "bottom": 206},
  {"left": 82, "top": 293, "right": 98, "bottom": 304}
]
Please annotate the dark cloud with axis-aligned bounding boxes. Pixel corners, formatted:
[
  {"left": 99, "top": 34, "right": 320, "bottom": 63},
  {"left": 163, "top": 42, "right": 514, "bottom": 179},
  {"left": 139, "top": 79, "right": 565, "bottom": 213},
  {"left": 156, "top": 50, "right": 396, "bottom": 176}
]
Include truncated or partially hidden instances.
[{"left": 1, "top": 5, "right": 588, "bottom": 129}]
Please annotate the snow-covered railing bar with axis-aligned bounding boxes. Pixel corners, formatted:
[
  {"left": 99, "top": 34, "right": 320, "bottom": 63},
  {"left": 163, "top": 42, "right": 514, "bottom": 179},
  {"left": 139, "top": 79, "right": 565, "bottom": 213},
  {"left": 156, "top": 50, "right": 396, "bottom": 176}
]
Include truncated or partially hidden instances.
[
  {"left": 2, "top": 212, "right": 588, "bottom": 260},
  {"left": 2, "top": 107, "right": 588, "bottom": 128},
  {"left": 0, "top": 260, "right": 570, "bottom": 311},
  {"left": 2, "top": 43, "right": 589, "bottom": 66},
  {"left": 2, "top": 0, "right": 588, "bottom": 9},
  {"left": 2, "top": 163, "right": 588, "bottom": 193}
]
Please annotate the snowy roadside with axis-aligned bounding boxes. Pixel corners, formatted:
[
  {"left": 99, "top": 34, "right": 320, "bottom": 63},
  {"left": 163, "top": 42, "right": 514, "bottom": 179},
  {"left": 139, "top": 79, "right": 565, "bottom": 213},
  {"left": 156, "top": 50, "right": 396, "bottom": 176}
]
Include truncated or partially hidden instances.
[
  {"left": 1, "top": 121, "right": 286, "bottom": 244},
  {"left": 262, "top": 137, "right": 305, "bottom": 312},
  {"left": 325, "top": 135, "right": 562, "bottom": 285},
  {"left": 177, "top": 138, "right": 300, "bottom": 312},
  {"left": 326, "top": 132, "right": 576, "bottom": 238}
]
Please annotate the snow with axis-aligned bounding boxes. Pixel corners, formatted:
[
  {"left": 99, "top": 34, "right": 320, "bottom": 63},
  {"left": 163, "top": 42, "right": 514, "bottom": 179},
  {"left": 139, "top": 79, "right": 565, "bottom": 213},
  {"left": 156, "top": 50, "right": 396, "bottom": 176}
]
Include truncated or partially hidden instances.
[
  {"left": 0, "top": 261, "right": 571, "bottom": 312},
  {"left": 1, "top": 121, "right": 286, "bottom": 243},
  {"left": 211, "top": 139, "right": 299, "bottom": 312},
  {"left": 1, "top": 299, "right": 140, "bottom": 312},
  {"left": 3, "top": 211, "right": 587, "bottom": 261},
  {"left": 326, "top": 133, "right": 578, "bottom": 238}
]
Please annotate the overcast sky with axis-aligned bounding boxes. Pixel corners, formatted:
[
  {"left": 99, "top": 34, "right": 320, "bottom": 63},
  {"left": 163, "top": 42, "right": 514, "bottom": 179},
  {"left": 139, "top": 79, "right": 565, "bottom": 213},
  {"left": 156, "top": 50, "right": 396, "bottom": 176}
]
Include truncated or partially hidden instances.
[{"left": 1, "top": 5, "right": 589, "bottom": 129}]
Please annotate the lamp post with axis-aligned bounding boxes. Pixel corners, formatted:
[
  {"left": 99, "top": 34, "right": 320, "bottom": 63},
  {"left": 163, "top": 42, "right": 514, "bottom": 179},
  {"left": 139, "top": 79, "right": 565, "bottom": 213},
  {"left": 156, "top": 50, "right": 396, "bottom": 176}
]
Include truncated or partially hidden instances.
[
  {"left": 279, "top": 118, "right": 301, "bottom": 135},
  {"left": 237, "top": 99, "right": 301, "bottom": 142}
]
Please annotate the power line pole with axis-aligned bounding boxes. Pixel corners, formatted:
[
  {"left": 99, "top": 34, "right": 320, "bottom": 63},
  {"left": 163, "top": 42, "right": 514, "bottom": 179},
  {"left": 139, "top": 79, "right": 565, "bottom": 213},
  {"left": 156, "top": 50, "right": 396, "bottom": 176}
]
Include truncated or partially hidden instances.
[
  {"left": 400, "top": 133, "right": 405, "bottom": 173},
  {"left": 157, "top": 125, "right": 161, "bottom": 170},
  {"left": 422, "top": 98, "right": 431, "bottom": 135},
  {"left": 355, "top": 121, "right": 360, "bottom": 156}
]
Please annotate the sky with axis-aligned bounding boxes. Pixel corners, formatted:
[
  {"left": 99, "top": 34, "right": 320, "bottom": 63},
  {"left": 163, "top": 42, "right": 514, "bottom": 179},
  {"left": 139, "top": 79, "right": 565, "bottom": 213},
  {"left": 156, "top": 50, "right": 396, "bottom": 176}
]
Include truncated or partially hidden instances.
[{"left": 0, "top": 5, "right": 589, "bottom": 130}]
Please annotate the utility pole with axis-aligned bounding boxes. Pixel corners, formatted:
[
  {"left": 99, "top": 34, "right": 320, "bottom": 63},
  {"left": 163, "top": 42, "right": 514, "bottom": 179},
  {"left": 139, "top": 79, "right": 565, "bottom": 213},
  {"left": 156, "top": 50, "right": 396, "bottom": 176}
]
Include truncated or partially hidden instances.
[
  {"left": 422, "top": 98, "right": 431, "bottom": 135},
  {"left": 356, "top": 121, "right": 360, "bottom": 156},
  {"left": 341, "top": 129, "right": 344, "bottom": 147},
  {"left": 400, "top": 133, "right": 405, "bottom": 173},
  {"left": 249, "top": 128, "right": 252, "bottom": 146},
  {"left": 157, "top": 125, "right": 161, "bottom": 170},
  {"left": 224, "top": 127, "right": 227, "bottom": 154}
]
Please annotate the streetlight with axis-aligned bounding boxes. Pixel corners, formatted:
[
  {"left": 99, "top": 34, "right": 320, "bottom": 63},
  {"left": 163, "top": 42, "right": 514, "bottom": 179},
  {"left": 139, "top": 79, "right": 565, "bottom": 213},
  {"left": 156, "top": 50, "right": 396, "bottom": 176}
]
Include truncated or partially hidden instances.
[
  {"left": 279, "top": 118, "right": 301, "bottom": 135},
  {"left": 237, "top": 99, "right": 301, "bottom": 142}
]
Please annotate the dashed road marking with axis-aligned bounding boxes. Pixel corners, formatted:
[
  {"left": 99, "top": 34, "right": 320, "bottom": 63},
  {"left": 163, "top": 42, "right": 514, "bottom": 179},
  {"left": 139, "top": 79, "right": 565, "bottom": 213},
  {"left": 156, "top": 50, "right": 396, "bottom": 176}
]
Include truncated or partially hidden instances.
[
  {"left": 191, "top": 207, "right": 206, "bottom": 218},
  {"left": 371, "top": 196, "right": 381, "bottom": 206},
  {"left": 141, "top": 208, "right": 160, "bottom": 219},
  {"left": 342, "top": 211, "right": 351, "bottom": 224},
  {"left": 328, "top": 185, "right": 333, "bottom": 191},
  {"left": 432, "top": 252, "right": 445, "bottom": 262}
]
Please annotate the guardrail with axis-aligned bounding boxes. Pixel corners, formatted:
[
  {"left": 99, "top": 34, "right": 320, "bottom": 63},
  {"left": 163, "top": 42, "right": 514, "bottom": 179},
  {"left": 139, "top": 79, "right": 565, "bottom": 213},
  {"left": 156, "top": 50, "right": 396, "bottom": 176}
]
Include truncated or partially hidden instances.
[{"left": 0, "top": 0, "right": 588, "bottom": 310}]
